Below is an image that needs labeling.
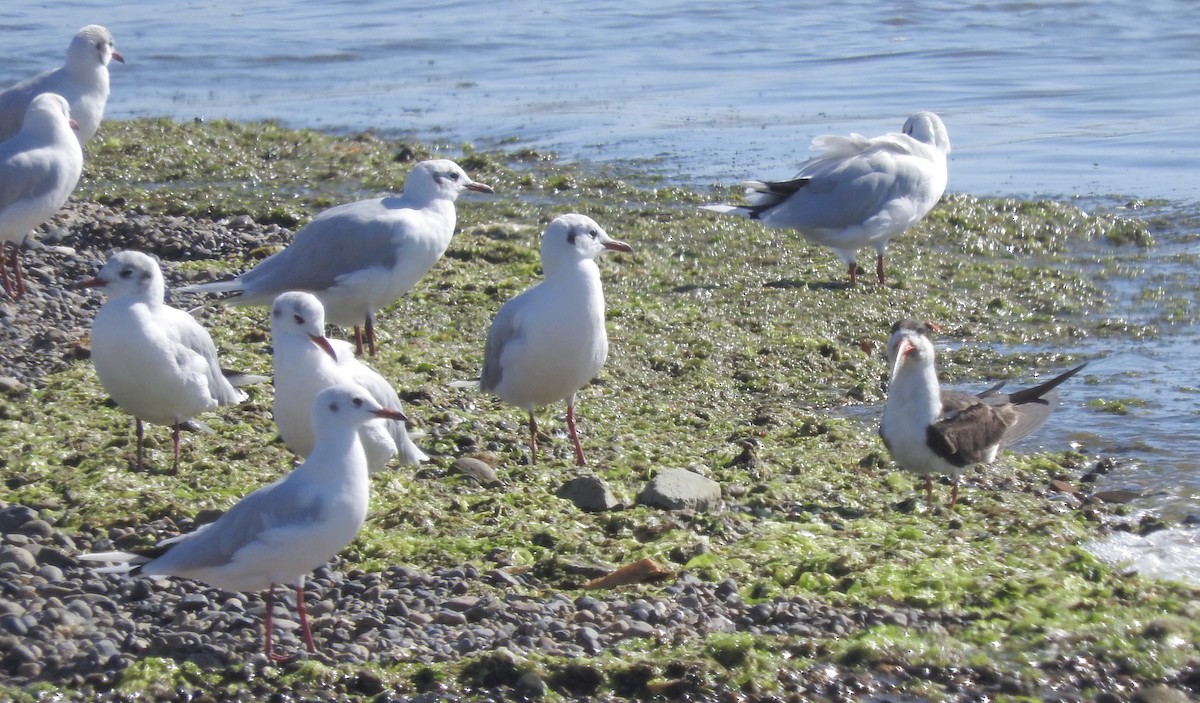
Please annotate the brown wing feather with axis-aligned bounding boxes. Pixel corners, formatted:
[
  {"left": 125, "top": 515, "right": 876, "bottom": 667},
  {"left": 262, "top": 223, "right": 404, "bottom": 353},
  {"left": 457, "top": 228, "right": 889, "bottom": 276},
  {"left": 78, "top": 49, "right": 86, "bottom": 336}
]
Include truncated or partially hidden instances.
[{"left": 928, "top": 391, "right": 1013, "bottom": 467}]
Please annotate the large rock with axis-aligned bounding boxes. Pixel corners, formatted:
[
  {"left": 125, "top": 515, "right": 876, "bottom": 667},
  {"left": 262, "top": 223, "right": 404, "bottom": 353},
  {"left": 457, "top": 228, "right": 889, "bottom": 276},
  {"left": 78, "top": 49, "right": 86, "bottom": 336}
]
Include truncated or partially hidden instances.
[
  {"left": 637, "top": 468, "right": 721, "bottom": 511},
  {"left": 557, "top": 475, "right": 620, "bottom": 512}
]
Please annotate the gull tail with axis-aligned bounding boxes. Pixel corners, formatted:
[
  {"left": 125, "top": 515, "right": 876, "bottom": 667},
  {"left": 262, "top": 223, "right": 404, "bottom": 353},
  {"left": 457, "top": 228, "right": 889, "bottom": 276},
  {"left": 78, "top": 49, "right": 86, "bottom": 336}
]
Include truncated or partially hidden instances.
[
  {"left": 395, "top": 432, "right": 430, "bottom": 467},
  {"left": 78, "top": 551, "right": 149, "bottom": 575},
  {"left": 222, "top": 369, "right": 270, "bottom": 387}
]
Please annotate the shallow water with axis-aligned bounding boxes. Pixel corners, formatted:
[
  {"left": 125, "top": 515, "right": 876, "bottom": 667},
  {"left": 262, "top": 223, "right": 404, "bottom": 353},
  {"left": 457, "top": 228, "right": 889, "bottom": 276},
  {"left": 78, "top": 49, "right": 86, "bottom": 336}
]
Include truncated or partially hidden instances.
[
  {"left": 4, "top": 1, "right": 1199, "bottom": 575},
  {"left": 5, "top": 1, "right": 1200, "bottom": 201}
]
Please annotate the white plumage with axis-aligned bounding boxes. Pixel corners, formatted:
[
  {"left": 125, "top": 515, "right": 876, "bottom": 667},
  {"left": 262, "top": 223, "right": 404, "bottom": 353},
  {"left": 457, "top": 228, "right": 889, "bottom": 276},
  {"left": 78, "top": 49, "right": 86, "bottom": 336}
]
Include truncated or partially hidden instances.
[
  {"left": 269, "top": 290, "right": 428, "bottom": 472},
  {"left": 0, "top": 25, "right": 124, "bottom": 145},
  {"left": 479, "top": 214, "right": 632, "bottom": 465},
  {"left": 703, "top": 112, "right": 950, "bottom": 285},
  {"left": 0, "top": 93, "right": 83, "bottom": 298},
  {"left": 182, "top": 159, "right": 492, "bottom": 355},
  {"left": 76, "top": 251, "right": 256, "bottom": 470},
  {"left": 82, "top": 383, "right": 396, "bottom": 661}
]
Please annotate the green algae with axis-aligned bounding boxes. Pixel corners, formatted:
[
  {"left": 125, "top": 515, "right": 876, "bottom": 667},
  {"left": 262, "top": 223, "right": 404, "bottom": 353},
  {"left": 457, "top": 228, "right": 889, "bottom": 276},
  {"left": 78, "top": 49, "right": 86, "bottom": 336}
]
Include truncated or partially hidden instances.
[{"left": 4, "top": 118, "right": 1199, "bottom": 700}]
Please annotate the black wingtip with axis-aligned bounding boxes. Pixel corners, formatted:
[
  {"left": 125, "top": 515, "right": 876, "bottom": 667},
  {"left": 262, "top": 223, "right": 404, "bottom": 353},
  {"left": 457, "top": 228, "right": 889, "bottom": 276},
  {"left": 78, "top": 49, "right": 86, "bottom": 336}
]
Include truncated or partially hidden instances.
[{"left": 1007, "top": 362, "right": 1087, "bottom": 406}]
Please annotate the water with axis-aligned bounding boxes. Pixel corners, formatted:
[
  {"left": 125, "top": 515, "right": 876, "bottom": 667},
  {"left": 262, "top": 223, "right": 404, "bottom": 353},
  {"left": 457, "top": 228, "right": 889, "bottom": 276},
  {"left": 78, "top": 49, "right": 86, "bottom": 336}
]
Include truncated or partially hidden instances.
[{"left": 4, "top": 0, "right": 1198, "bottom": 581}]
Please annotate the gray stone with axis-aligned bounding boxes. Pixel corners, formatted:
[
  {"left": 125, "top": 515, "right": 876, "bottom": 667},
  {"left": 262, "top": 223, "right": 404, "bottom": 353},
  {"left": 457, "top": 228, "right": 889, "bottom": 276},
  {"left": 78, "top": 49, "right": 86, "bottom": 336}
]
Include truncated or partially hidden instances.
[
  {"left": 637, "top": 468, "right": 722, "bottom": 511},
  {"left": 557, "top": 475, "right": 621, "bottom": 512},
  {"left": 0, "top": 545, "right": 37, "bottom": 571}
]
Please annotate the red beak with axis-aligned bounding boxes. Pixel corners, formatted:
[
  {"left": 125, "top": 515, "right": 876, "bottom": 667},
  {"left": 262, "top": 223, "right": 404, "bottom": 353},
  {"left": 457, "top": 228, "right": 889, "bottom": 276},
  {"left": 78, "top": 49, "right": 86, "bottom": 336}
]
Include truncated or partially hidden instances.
[
  {"left": 466, "top": 181, "right": 494, "bottom": 194},
  {"left": 603, "top": 240, "right": 634, "bottom": 253},
  {"left": 71, "top": 276, "right": 105, "bottom": 289},
  {"left": 373, "top": 408, "right": 407, "bottom": 422},
  {"left": 310, "top": 334, "right": 337, "bottom": 361},
  {"left": 112, "top": 50, "right": 125, "bottom": 64}
]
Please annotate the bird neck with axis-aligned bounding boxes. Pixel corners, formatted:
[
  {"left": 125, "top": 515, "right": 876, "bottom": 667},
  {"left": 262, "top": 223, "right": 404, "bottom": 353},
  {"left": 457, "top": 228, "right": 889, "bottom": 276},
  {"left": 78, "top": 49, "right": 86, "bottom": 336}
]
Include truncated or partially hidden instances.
[
  {"left": 543, "top": 257, "right": 601, "bottom": 283},
  {"left": 302, "top": 429, "right": 369, "bottom": 482},
  {"left": 888, "top": 360, "right": 943, "bottom": 424}
]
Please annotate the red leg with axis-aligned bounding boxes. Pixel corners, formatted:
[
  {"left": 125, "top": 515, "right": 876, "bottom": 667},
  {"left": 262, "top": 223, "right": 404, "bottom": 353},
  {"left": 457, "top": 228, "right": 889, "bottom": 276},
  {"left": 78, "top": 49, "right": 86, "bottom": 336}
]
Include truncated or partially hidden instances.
[
  {"left": 296, "top": 581, "right": 316, "bottom": 653},
  {"left": 353, "top": 326, "right": 364, "bottom": 356},
  {"left": 949, "top": 479, "right": 960, "bottom": 509},
  {"left": 263, "top": 584, "right": 289, "bottom": 663},
  {"left": 924, "top": 477, "right": 934, "bottom": 507},
  {"left": 876, "top": 253, "right": 886, "bottom": 286},
  {"left": 11, "top": 246, "right": 24, "bottom": 298},
  {"left": 365, "top": 315, "right": 376, "bottom": 357},
  {"left": 171, "top": 422, "right": 181, "bottom": 472},
  {"left": 0, "top": 243, "right": 12, "bottom": 298},
  {"left": 847, "top": 261, "right": 858, "bottom": 285},
  {"left": 566, "top": 400, "right": 586, "bottom": 466},
  {"left": 527, "top": 411, "right": 538, "bottom": 464},
  {"left": 135, "top": 418, "right": 145, "bottom": 469}
]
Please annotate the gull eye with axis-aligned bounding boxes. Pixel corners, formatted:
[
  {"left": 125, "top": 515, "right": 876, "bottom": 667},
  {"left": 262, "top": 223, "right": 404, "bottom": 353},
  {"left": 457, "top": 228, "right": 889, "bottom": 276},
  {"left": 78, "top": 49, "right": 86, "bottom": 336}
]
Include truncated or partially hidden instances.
[
  {"left": 293, "top": 314, "right": 305, "bottom": 325},
  {"left": 119, "top": 267, "right": 134, "bottom": 279},
  {"left": 352, "top": 397, "right": 364, "bottom": 407}
]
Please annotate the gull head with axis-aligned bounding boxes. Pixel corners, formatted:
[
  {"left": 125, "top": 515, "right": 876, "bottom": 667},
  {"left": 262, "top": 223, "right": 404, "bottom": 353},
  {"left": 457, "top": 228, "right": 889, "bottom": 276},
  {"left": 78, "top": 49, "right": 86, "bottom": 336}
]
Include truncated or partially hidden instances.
[
  {"left": 74, "top": 250, "right": 165, "bottom": 302},
  {"left": 902, "top": 112, "right": 951, "bottom": 155},
  {"left": 23, "top": 93, "right": 75, "bottom": 138},
  {"left": 406, "top": 159, "right": 493, "bottom": 202},
  {"left": 886, "top": 319, "right": 939, "bottom": 385},
  {"left": 312, "top": 383, "right": 407, "bottom": 437},
  {"left": 541, "top": 214, "right": 633, "bottom": 272},
  {"left": 68, "top": 25, "right": 123, "bottom": 72},
  {"left": 270, "top": 291, "right": 337, "bottom": 360}
]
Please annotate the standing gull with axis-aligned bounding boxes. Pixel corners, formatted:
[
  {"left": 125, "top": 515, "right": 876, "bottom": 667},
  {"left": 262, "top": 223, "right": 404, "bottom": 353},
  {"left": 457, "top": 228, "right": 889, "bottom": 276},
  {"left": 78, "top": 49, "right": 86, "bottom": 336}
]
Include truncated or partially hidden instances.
[
  {"left": 0, "top": 93, "right": 83, "bottom": 298},
  {"left": 479, "top": 214, "right": 632, "bottom": 465},
  {"left": 75, "top": 251, "right": 260, "bottom": 471},
  {"left": 181, "top": 159, "right": 493, "bottom": 356},
  {"left": 879, "top": 319, "right": 1086, "bottom": 507},
  {"left": 0, "top": 25, "right": 124, "bottom": 145},
  {"left": 270, "top": 291, "right": 428, "bottom": 472},
  {"left": 703, "top": 112, "right": 950, "bottom": 285},
  {"left": 82, "top": 384, "right": 399, "bottom": 663}
]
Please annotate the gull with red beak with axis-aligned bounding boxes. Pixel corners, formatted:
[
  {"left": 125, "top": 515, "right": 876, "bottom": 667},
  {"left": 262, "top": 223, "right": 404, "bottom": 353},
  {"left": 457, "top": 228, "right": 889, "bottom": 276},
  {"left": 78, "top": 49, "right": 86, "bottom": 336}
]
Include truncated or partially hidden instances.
[
  {"left": 879, "top": 319, "right": 1086, "bottom": 507},
  {"left": 0, "top": 92, "right": 83, "bottom": 298},
  {"left": 702, "top": 112, "right": 950, "bottom": 286},
  {"left": 182, "top": 159, "right": 493, "bottom": 356},
  {"left": 75, "top": 251, "right": 261, "bottom": 471},
  {"left": 269, "top": 291, "right": 427, "bottom": 472},
  {"left": 82, "top": 383, "right": 397, "bottom": 663},
  {"left": 0, "top": 25, "right": 124, "bottom": 145},
  {"left": 476, "top": 214, "right": 632, "bottom": 465}
]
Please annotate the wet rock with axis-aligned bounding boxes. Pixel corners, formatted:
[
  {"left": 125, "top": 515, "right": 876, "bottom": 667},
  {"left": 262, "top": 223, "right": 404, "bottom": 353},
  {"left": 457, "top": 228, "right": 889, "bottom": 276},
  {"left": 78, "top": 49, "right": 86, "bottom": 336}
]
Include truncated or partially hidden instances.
[
  {"left": 1131, "top": 685, "right": 1191, "bottom": 703},
  {"left": 557, "top": 475, "right": 620, "bottom": 512},
  {"left": 637, "top": 468, "right": 721, "bottom": 511}
]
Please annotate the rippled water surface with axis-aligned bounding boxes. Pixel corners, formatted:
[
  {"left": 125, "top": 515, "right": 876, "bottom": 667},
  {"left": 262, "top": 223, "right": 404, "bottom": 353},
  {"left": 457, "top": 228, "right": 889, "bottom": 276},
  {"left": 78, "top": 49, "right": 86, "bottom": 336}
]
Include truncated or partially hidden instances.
[{"left": 4, "top": 1, "right": 1199, "bottom": 575}]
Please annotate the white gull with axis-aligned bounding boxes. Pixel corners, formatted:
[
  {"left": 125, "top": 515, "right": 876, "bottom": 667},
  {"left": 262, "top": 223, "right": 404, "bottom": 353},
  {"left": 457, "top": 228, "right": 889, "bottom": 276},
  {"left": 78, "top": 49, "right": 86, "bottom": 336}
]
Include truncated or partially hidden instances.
[
  {"left": 0, "top": 25, "right": 124, "bottom": 145},
  {"left": 703, "top": 112, "right": 950, "bottom": 285},
  {"left": 0, "top": 93, "right": 83, "bottom": 298},
  {"left": 75, "top": 251, "right": 261, "bottom": 471},
  {"left": 181, "top": 159, "right": 493, "bottom": 356},
  {"left": 269, "top": 290, "right": 428, "bottom": 472},
  {"left": 478, "top": 214, "right": 632, "bottom": 465},
  {"left": 81, "top": 383, "right": 396, "bottom": 663}
]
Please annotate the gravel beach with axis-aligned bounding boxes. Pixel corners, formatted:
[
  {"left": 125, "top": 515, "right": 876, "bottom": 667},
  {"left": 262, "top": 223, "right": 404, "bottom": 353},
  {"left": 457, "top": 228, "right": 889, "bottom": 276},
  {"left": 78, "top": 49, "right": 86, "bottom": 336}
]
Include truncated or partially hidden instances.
[{"left": 2, "top": 170, "right": 1198, "bottom": 701}]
